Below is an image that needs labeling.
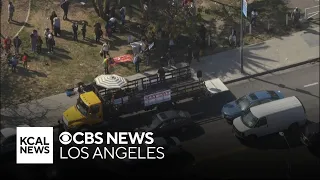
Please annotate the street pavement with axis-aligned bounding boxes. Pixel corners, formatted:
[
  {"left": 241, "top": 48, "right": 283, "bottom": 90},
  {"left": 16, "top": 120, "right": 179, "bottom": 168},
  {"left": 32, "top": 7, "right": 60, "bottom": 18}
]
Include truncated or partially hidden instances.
[
  {"left": 1, "top": 62, "right": 319, "bottom": 179},
  {"left": 1, "top": 24, "right": 319, "bottom": 128}
]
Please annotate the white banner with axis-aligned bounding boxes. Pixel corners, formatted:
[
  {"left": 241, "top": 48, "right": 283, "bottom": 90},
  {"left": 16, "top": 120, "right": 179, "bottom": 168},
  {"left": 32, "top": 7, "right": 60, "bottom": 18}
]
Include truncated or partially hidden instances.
[{"left": 144, "top": 90, "right": 171, "bottom": 107}]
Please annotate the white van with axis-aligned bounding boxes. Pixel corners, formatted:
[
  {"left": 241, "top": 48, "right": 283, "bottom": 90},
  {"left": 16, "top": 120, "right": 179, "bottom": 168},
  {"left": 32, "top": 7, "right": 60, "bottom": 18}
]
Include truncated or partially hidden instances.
[{"left": 232, "top": 96, "right": 307, "bottom": 140}]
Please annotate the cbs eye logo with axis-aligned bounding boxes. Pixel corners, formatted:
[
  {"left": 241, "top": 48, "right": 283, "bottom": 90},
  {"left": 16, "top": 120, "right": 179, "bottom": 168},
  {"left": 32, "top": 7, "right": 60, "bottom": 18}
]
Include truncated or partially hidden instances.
[{"left": 59, "top": 132, "right": 72, "bottom": 145}]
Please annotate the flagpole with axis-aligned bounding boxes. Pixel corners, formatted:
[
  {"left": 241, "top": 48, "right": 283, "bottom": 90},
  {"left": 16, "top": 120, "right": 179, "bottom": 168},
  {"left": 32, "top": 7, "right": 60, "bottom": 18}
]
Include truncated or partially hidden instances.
[{"left": 240, "top": 0, "right": 244, "bottom": 73}]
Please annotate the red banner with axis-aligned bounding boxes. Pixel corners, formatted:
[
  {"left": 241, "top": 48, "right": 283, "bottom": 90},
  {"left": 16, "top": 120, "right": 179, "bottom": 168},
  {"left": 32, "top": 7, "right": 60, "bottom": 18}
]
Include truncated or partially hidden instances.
[{"left": 113, "top": 54, "right": 133, "bottom": 64}]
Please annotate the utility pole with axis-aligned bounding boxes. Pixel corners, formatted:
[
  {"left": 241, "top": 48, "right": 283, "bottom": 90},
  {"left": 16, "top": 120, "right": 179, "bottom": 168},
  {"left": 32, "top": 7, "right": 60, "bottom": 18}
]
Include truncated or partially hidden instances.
[{"left": 240, "top": 0, "right": 244, "bottom": 73}]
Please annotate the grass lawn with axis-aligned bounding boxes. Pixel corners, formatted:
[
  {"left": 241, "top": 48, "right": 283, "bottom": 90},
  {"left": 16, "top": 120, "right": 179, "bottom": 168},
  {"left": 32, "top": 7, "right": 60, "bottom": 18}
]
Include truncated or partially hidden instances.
[{"left": 0, "top": 0, "right": 311, "bottom": 107}]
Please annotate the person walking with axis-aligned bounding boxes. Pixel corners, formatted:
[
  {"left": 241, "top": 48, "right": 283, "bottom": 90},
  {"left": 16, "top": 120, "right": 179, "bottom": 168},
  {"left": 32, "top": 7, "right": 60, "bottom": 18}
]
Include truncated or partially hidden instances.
[
  {"left": 13, "top": 36, "right": 22, "bottom": 55},
  {"left": 291, "top": 7, "right": 301, "bottom": 28},
  {"left": 4, "top": 36, "right": 12, "bottom": 54},
  {"left": 22, "top": 52, "right": 28, "bottom": 69},
  {"left": 251, "top": 9, "right": 258, "bottom": 27},
  {"left": 47, "top": 33, "right": 55, "bottom": 53},
  {"left": 72, "top": 22, "right": 78, "bottom": 41},
  {"left": 36, "top": 36, "right": 43, "bottom": 54},
  {"left": 44, "top": 28, "right": 50, "bottom": 49},
  {"left": 81, "top": 21, "right": 87, "bottom": 40},
  {"left": 101, "top": 42, "right": 110, "bottom": 58},
  {"left": 49, "top": 11, "right": 57, "bottom": 30},
  {"left": 229, "top": 28, "right": 237, "bottom": 47},
  {"left": 30, "top": 30, "right": 38, "bottom": 53},
  {"left": 11, "top": 55, "right": 18, "bottom": 72},
  {"left": 157, "top": 66, "right": 166, "bottom": 83},
  {"left": 133, "top": 54, "right": 140, "bottom": 73},
  {"left": 53, "top": 16, "right": 61, "bottom": 36},
  {"left": 61, "top": 0, "right": 70, "bottom": 20},
  {"left": 7, "top": 1, "right": 15, "bottom": 23}
]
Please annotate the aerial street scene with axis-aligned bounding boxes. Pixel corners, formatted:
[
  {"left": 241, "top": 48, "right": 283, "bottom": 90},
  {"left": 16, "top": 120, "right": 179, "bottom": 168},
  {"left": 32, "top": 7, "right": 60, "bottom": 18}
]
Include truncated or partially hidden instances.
[{"left": 0, "top": 0, "right": 319, "bottom": 179}]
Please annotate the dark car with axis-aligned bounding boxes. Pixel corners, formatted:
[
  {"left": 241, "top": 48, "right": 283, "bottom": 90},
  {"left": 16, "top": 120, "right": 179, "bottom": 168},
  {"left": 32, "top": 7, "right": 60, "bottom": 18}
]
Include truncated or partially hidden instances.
[
  {"left": 300, "top": 123, "right": 320, "bottom": 151},
  {"left": 221, "top": 90, "right": 284, "bottom": 123},
  {"left": 138, "top": 110, "right": 193, "bottom": 135}
]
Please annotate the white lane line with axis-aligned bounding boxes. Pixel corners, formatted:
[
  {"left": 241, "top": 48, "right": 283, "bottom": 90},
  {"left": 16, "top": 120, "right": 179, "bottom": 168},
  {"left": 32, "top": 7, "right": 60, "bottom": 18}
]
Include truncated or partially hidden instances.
[
  {"left": 14, "top": 0, "right": 32, "bottom": 37},
  {"left": 303, "top": 82, "right": 319, "bottom": 88}
]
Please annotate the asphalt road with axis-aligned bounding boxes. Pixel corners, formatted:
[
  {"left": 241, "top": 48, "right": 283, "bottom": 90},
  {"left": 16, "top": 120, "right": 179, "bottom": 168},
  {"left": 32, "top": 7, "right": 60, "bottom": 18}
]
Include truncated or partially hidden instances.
[
  {"left": 179, "top": 63, "right": 320, "bottom": 178},
  {"left": 1, "top": 63, "right": 319, "bottom": 179}
]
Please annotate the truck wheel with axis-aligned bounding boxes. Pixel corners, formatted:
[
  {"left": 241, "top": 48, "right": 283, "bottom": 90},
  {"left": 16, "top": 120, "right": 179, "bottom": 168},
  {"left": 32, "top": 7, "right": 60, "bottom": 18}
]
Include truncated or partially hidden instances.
[
  {"left": 80, "top": 126, "right": 89, "bottom": 132},
  {"left": 288, "top": 123, "right": 299, "bottom": 133},
  {"left": 247, "top": 135, "right": 257, "bottom": 142}
]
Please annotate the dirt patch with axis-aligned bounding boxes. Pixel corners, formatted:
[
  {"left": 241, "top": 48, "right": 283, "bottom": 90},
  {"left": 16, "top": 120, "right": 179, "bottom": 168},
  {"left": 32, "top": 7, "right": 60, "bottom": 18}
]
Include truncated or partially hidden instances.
[{"left": 1, "top": 0, "right": 30, "bottom": 38}]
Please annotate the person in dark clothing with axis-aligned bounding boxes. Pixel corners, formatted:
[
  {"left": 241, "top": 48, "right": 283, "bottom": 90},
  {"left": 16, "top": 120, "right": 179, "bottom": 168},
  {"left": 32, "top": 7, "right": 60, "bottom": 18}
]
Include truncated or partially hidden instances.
[
  {"left": 186, "top": 44, "right": 193, "bottom": 65},
  {"left": 47, "top": 33, "right": 55, "bottom": 53},
  {"left": 158, "top": 66, "right": 166, "bottom": 83},
  {"left": 81, "top": 21, "right": 87, "bottom": 40},
  {"left": 166, "top": 47, "right": 175, "bottom": 67},
  {"left": 133, "top": 54, "right": 140, "bottom": 73},
  {"left": 193, "top": 46, "right": 200, "bottom": 62},
  {"left": 61, "top": 0, "right": 70, "bottom": 20},
  {"left": 13, "top": 36, "right": 22, "bottom": 55},
  {"left": 36, "top": 36, "right": 43, "bottom": 54},
  {"left": 94, "top": 22, "right": 102, "bottom": 43},
  {"left": 49, "top": 11, "right": 57, "bottom": 30},
  {"left": 72, "top": 22, "right": 78, "bottom": 41}
]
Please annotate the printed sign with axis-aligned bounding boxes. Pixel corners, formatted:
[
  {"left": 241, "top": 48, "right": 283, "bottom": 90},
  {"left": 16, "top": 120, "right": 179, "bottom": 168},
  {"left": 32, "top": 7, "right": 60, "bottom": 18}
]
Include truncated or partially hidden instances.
[
  {"left": 144, "top": 90, "right": 171, "bottom": 107},
  {"left": 243, "top": 0, "right": 247, "bottom": 17}
]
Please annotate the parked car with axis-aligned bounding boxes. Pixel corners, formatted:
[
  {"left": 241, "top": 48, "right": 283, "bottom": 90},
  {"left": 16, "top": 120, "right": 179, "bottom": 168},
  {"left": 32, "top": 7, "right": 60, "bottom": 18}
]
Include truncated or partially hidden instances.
[
  {"left": 300, "top": 123, "right": 320, "bottom": 151},
  {"left": 123, "top": 136, "right": 182, "bottom": 165},
  {"left": 0, "top": 124, "right": 30, "bottom": 155},
  {"left": 233, "top": 96, "right": 307, "bottom": 141},
  {"left": 137, "top": 110, "right": 193, "bottom": 135},
  {"left": 222, "top": 90, "right": 284, "bottom": 123}
]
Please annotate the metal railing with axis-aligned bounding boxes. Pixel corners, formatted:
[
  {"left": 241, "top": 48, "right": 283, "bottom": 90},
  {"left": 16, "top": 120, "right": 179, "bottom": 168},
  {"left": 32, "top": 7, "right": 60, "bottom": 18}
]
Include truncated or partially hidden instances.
[{"left": 305, "top": 5, "right": 320, "bottom": 20}]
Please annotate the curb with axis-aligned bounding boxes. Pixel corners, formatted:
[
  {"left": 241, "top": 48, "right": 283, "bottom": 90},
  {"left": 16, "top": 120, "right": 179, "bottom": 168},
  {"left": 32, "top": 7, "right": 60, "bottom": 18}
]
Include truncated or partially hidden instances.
[{"left": 223, "top": 58, "right": 319, "bottom": 84}]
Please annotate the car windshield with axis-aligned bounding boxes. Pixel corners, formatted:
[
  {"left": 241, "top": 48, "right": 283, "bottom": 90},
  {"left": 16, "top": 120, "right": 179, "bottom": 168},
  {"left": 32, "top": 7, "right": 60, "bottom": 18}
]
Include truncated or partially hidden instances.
[
  {"left": 76, "top": 98, "right": 89, "bottom": 116},
  {"left": 149, "top": 115, "right": 162, "bottom": 129},
  {"left": 241, "top": 111, "right": 258, "bottom": 128},
  {"left": 236, "top": 96, "right": 251, "bottom": 111}
]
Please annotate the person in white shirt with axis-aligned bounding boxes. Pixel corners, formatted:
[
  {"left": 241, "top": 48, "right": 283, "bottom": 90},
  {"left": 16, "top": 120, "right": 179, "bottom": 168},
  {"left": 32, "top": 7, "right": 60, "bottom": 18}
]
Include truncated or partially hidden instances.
[
  {"left": 53, "top": 17, "right": 61, "bottom": 36},
  {"left": 100, "top": 42, "right": 110, "bottom": 58}
]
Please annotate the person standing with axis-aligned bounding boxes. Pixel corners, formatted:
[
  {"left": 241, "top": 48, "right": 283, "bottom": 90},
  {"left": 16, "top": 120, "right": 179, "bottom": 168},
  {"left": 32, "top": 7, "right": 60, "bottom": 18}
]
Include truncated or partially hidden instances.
[
  {"left": 11, "top": 55, "right": 18, "bottom": 72},
  {"left": 94, "top": 22, "right": 102, "bottom": 43},
  {"left": 36, "top": 36, "right": 43, "bottom": 54},
  {"left": 291, "top": 7, "right": 300, "bottom": 28},
  {"left": 22, "top": 52, "right": 28, "bottom": 69},
  {"left": 229, "top": 28, "right": 237, "bottom": 47},
  {"left": 4, "top": 36, "right": 12, "bottom": 54},
  {"left": 81, "top": 21, "right": 87, "bottom": 40},
  {"left": 120, "top": 6, "right": 126, "bottom": 25},
  {"left": 193, "top": 44, "right": 200, "bottom": 62},
  {"left": 53, "top": 16, "right": 61, "bottom": 36},
  {"left": 61, "top": 0, "right": 70, "bottom": 20},
  {"left": 102, "top": 56, "right": 110, "bottom": 74},
  {"left": 133, "top": 54, "right": 140, "bottom": 73},
  {"left": 157, "top": 66, "right": 166, "bottom": 83},
  {"left": 47, "top": 33, "right": 55, "bottom": 53},
  {"left": 13, "top": 36, "right": 22, "bottom": 55},
  {"left": 44, "top": 28, "right": 50, "bottom": 49},
  {"left": 30, "top": 30, "right": 38, "bottom": 53},
  {"left": 101, "top": 42, "right": 110, "bottom": 58},
  {"left": 72, "top": 22, "right": 78, "bottom": 41},
  {"left": 49, "top": 11, "right": 57, "bottom": 30},
  {"left": 7, "top": 1, "right": 15, "bottom": 23}
]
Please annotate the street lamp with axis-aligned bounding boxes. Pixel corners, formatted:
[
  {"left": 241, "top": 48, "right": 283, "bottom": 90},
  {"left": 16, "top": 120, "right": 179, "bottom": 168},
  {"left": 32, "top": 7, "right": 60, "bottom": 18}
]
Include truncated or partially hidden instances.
[{"left": 279, "top": 131, "right": 292, "bottom": 178}]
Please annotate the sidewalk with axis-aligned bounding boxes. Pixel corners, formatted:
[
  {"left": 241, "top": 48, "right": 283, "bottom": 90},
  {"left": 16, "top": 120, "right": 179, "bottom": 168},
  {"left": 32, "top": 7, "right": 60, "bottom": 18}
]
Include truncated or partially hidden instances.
[{"left": 1, "top": 25, "right": 319, "bottom": 128}]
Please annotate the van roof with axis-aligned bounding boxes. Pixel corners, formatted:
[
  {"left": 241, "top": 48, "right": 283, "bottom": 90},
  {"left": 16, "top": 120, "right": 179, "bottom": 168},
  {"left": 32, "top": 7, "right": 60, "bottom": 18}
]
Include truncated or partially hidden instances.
[{"left": 250, "top": 96, "right": 302, "bottom": 118}]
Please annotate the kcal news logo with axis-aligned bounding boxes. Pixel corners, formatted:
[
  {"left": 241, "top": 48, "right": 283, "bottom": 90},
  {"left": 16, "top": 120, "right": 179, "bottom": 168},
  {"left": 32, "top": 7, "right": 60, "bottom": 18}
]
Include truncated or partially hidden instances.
[{"left": 16, "top": 127, "right": 53, "bottom": 164}]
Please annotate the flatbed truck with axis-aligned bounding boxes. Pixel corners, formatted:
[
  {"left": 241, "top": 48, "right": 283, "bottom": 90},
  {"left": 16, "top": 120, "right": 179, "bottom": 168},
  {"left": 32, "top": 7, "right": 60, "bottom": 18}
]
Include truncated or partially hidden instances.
[{"left": 58, "top": 66, "right": 229, "bottom": 132}]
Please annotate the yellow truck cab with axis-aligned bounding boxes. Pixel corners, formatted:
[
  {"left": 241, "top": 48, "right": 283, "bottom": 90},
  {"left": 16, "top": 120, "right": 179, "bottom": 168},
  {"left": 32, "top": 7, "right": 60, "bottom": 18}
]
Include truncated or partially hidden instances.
[{"left": 61, "top": 91, "right": 104, "bottom": 130}]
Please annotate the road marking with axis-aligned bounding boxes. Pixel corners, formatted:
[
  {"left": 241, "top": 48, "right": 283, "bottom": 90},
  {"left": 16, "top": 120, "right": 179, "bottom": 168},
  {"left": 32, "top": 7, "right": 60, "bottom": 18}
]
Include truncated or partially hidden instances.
[
  {"left": 303, "top": 82, "right": 319, "bottom": 88},
  {"left": 14, "top": 0, "right": 32, "bottom": 37}
]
